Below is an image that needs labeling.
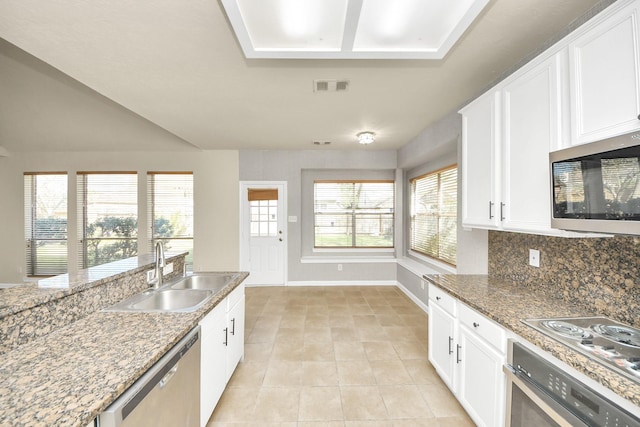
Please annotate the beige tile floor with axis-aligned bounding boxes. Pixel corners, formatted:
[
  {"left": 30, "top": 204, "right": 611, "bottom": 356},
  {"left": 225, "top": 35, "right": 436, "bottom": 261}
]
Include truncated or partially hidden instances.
[{"left": 207, "top": 285, "right": 475, "bottom": 427}]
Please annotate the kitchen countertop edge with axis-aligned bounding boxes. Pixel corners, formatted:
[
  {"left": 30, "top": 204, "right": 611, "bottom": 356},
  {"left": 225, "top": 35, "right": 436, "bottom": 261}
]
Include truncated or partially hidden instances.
[
  {"left": 0, "top": 271, "right": 248, "bottom": 427},
  {"left": 424, "top": 274, "right": 640, "bottom": 407}
]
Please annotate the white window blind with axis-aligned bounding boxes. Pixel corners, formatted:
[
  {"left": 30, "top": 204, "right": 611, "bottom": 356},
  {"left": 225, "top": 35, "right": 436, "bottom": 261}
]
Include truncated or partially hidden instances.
[
  {"left": 148, "top": 172, "right": 194, "bottom": 270},
  {"left": 314, "top": 180, "right": 394, "bottom": 248},
  {"left": 78, "top": 172, "right": 138, "bottom": 269},
  {"left": 410, "top": 165, "right": 457, "bottom": 266},
  {"left": 24, "top": 173, "right": 68, "bottom": 276}
]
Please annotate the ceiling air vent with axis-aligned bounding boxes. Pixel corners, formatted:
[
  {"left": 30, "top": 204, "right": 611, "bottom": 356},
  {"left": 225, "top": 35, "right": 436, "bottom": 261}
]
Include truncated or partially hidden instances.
[{"left": 314, "top": 79, "right": 350, "bottom": 93}]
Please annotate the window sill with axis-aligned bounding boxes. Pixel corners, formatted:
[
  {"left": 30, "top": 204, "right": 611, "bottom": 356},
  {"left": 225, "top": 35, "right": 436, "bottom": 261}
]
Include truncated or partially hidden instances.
[
  {"left": 403, "top": 251, "right": 456, "bottom": 274},
  {"left": 301, "top": 255, "right": 396, "bottom": 264}
]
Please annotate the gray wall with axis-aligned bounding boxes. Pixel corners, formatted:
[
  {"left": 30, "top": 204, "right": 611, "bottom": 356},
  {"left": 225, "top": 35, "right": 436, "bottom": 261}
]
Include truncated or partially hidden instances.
[
  {"left": 239, "top": 150, "right": 399, "bottom": 283},
  {"left": 239, "top": 111, "right": 490, "bottom": 287},
  {"left": 400, "top": 110, "right": 488, "bottom": 275}
]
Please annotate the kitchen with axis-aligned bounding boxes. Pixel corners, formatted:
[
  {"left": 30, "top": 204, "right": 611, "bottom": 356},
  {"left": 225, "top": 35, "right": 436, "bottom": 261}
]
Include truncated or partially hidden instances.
[{"left": 1, "top": 0, "right": 640, "bottom": 426}]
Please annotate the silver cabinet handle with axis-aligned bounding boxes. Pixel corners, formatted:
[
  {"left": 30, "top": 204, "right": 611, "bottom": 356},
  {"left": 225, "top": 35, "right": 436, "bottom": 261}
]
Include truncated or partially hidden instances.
[
  {"left": 223, "top": 327, "right": 228, "bottom": 346},
  {"left": 230, "top": 318, "right": 236, "bottom": 336},
  {"left": 436, "top": 296, "right": 441, "bottom": 301},
  {"left": 489, "top": 201, "right": 494, "bottom": 219},
  {"left": 500, "top": 202, "right": 505, "bottom": 221},
  {"left": 448, "top": 336, "right": 453, "bottom": 355},
  {"left": 456, "top": 344, "right": 462, "bottom": 364},
  {"left": 473, "top": 322, "right": 480, "bottom": 328}
]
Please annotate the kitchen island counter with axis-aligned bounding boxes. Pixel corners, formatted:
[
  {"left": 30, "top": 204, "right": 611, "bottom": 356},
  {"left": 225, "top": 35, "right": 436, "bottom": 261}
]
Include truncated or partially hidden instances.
[
  {"left": 424, "top": 274, "right": 640, "bottom": 407},
  {"left": 0, "top": 271, "right": 247, "bottom": 427}
]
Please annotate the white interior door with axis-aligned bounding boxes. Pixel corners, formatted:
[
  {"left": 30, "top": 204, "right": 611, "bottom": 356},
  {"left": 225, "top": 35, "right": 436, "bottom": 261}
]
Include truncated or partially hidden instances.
[{"left": 239, "top": 182, "right": 286, "bottom": 286}]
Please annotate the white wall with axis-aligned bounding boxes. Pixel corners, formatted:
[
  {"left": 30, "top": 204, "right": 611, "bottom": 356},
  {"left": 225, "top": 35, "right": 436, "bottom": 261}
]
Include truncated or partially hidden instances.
[{"left": 0, "top": 150, "right": 239, "bottom": 283}]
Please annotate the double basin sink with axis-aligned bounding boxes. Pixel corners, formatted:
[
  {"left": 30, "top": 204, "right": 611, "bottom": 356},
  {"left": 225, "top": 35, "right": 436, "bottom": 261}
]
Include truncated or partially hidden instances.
[{"left": 105, "top": 273, "right": 240, "bottom": 313}]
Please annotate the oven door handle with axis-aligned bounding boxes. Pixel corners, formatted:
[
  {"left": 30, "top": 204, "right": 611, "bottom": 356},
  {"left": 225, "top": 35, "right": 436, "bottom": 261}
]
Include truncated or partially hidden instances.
[{"left": 503, "top": 365, "right": 588, "bottom": 427}]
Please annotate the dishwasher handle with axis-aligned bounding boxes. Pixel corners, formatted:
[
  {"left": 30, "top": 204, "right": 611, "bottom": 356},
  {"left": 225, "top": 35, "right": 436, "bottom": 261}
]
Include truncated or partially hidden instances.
[{"left": 159, "top": 364, "right": 179, "bottom": 389}]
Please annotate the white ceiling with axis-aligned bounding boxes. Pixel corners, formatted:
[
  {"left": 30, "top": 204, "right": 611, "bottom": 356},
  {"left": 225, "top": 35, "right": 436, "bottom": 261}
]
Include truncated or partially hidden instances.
[{"left": 0, "top": 0, "right": 603, "bottom": 153}]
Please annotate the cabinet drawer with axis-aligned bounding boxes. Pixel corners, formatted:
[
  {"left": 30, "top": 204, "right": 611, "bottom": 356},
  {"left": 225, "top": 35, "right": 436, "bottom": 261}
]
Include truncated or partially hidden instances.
[
  {"left": 428, "top": 283, "right": 456, "bottom": 316},
  {"left": 458, "top": 303, "right": 505, "bottom": 353},
  {"left": 226, "top": 283, "right": 244, "bottom": 311},
  {"left": 200, "top": 303, "right": 225, "bottom": 338}
]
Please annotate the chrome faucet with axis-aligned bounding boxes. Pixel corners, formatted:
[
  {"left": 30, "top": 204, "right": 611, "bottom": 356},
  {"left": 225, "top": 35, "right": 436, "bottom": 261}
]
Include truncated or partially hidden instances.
[{"left": 149, "top": 241, "right": 165, "bottom": 289}]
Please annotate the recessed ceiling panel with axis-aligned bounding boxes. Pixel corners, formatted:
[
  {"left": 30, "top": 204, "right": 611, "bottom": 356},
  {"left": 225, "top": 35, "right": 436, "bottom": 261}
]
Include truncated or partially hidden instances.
[
  {"left": 353, "top": 0, "right": 478, "bottom": 52},
  {"left": 221, "top": 0, "right": 489, "bottom": 59},
  {"left": 236, "top": 0, "right": 347, "bottom": 51}
]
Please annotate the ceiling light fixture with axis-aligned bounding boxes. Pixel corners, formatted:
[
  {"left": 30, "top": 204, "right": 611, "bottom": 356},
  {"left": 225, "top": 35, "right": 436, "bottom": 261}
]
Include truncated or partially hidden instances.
[
  {"left": 220, "top": 0, "right": 490, "bottom": 59},
  {"left": 357, "top": 131, "right": 375, "bottom": 145}
]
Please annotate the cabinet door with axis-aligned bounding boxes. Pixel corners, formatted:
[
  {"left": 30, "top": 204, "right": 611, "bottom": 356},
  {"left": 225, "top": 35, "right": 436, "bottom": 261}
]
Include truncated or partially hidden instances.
[
  {"left": 461, "top": 91, "right": 501, "bottom": 229},
  {"left": 457, "top": 325, "right": 505, "bottom": 427},
  {"left": 568, "top": 0, "right": 640, "bottom": 145},
  {"left": 428, "top": 302, "right": 456, "bottom": 390},
  {"left": 501, "top": 54, "right": 561, "bottom": 233},
  {"left": 226, "top": 295, "right": 245, "bottom": 383},
  {"left": 200, "top": 304, "right": 227, "bottom": 427}
]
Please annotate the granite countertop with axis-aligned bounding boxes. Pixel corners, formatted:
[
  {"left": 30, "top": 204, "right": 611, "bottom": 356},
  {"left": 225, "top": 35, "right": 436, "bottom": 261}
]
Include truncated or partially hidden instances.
[
  {"left": 424, "top": 274, "right": 640, "bottom": 408},
  {"left": 0, "top": 253, "right": 187, "bottom": 319},
  {"left": 0, "top": 271, "right": 248, "bottom": 427}
]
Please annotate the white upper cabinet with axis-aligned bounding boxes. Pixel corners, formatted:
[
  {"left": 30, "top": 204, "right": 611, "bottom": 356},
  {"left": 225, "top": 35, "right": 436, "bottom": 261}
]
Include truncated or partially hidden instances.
[
  {"left": 461, "top": 91, "right": 501, "bottom": 229},
  {"left": 461, "top": 0, "right": 640, "bottom": 235},
  {"left": 501, "top": 53, "right": 562, "bottom": 233},
  {"left": 568, "top": 0, "right": 640, "bottom": 146},
  {"left": 461, "top": 54, "right": 562, "bottom": 235}
]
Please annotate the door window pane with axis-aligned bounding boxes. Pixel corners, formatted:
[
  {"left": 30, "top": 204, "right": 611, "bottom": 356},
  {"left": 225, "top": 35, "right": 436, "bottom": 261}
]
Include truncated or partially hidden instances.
[{"left": 249, "top": 189, "right": 278, "bottom": 237}]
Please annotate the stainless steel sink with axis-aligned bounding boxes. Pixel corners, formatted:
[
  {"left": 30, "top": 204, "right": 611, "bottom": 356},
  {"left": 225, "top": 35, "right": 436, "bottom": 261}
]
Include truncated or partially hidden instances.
[
  {"left": 105, "top": 289, "right": 213, "bottom": 312},
  {"left": 168, "top": 273, "right": 239, "bottom": 292}
]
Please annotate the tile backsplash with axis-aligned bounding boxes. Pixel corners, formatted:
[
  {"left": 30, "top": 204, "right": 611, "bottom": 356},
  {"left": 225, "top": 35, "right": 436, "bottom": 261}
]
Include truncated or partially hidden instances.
[{"left": 488, "top": 231, "right": 640, "bottom": 326}]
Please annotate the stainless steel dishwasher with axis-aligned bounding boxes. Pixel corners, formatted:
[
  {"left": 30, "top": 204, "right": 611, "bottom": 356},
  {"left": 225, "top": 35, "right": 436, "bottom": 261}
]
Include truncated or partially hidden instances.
[{"left": 99, "top": 326, "right": 201, "bottom": 427}]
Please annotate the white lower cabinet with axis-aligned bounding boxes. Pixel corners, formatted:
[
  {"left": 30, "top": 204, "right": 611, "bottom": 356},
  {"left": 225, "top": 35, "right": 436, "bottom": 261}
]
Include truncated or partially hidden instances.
[
  {"left": 225, "top": 286, "right": 245, "bottom": 383},
  {"left": 428, "top": 283, "right": 506, "bottom": 427},
  {"left": 199, "top": 284, "right": 245, "bottom": 427}
]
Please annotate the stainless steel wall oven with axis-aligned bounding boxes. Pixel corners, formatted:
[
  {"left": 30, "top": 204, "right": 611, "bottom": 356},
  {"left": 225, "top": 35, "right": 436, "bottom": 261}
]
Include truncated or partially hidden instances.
[{"left": 504, "top": 340, "right": 640, "bottom": 427}]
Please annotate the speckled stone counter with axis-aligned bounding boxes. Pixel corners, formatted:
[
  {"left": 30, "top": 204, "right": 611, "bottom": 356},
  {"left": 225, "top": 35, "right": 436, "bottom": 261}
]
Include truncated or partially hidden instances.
[
  {"left": 0, "top": 254, "right": 186, "bottom": 354},
  {"left": 0, "top": 270, "right": 248, "bottom": 427},
  {"left": 424, "top": 274, "right": 640, "bottom": 408}
]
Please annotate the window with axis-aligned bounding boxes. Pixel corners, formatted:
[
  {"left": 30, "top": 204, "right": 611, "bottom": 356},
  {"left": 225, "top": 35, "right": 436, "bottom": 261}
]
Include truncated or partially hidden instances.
[
  {"left": 248, "top": 188, "right": 278, "bottom": 237},
  {"left": 410, "top": 165, "right": 457, "bottom": 266},
  {"left": 314, "top": 180, "right": 394, "bottom": 248},
  {"left": 78, "top": 172, "right": 138, "bottom": 268},
  {"left": 24, "top": 173, "right": 68, "bottom": 276},
  {"left": 148, "top": 172, "right": 194, "bottom": 271}
]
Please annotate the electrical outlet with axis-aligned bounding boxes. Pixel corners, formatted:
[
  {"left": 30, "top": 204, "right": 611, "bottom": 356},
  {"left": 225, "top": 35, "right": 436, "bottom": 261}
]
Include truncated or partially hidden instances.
[
  {"left": 529, "top": 249, "right": 540, "bottom": 268},
  {"left": 338, "top": 264, "right": 343, "bottom": 271},
  {"left": 163, "top": 262, "right": 174, "bottom": 274},
  {"left": 146, "top": 270, "right": 155, "bottom": 282}
]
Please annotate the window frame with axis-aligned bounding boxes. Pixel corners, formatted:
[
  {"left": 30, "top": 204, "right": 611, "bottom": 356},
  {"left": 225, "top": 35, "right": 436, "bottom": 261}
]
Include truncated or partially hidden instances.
[
  {"left": 77, "top": 171, "right": 138, "bottom": 269},
  {"left": 409, "top": 164, "right": 457, "bottom": 267},
  {"left": 313, "top": 179, "right": 395, "bottom": 249},
  {"left": 147, "top": 172, "right": 194, "bottom": 271},
  {"left": 24, "top": 172, "right": 68, "bottom": 277}
]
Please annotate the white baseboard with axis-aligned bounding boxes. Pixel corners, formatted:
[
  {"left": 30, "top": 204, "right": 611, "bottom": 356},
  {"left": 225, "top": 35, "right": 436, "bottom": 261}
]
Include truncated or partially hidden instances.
[
  {"left": 286, "top": 280, "right": 398, "bottom": 287},
  {"left": 395, "top": 280, "right": 429, "bottom": 314}
]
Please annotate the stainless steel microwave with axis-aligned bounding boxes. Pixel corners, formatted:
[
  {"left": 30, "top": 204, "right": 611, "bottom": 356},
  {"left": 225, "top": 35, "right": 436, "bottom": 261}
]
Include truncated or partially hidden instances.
[{"left": 550, "top": 131, "right": 640, "bottom": 235}]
